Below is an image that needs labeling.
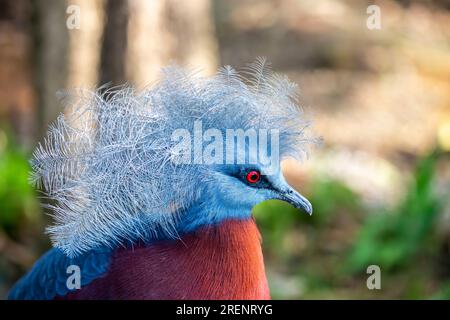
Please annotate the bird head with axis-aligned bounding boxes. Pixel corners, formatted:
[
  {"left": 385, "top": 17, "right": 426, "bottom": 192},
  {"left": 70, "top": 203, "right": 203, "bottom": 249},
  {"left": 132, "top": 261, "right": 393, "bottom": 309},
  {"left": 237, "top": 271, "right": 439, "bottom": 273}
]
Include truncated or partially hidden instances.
[
  {"left": 31, "top": 58, "right": 317, "bottom": 257},
  {"left": 180, "top": 163, "right": 312, "bottom": 233}
]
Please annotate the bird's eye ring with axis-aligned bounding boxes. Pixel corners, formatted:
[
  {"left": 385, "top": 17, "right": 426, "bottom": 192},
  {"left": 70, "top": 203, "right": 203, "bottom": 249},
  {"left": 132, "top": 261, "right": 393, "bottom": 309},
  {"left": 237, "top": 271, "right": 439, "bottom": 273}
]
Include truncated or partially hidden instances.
[{"left": 246, "top": 170, "right": 261, "bottom": 184}]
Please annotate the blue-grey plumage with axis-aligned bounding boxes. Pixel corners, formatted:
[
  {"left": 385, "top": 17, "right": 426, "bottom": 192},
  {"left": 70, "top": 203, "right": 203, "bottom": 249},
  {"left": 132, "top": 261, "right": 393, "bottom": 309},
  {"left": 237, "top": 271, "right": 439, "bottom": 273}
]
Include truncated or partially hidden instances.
[{"left": 8, "top": 247, "right": 112, "bottom": 299}]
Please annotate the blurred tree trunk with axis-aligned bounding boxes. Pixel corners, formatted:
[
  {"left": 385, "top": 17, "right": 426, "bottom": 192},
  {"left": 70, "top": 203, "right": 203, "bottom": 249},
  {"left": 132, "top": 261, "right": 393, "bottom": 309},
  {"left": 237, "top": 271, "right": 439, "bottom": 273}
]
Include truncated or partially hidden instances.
[
  {"left": 99, "top": 0, "right": 129, "bottom": 87},
  {"left": 0, "top": 0, "right": 36, "bottom": 149},
  {"left": 126, "top": 0, "right": 218, "bottom": 86},
  {"left": 164, "top": 0, "right": 218, "bottom": 72},
  {"left": 67, "top": 0, "right": 105, "bottom": 88},
  {"left": 32, "top": 0, "right": 69, "bottom": 137}
]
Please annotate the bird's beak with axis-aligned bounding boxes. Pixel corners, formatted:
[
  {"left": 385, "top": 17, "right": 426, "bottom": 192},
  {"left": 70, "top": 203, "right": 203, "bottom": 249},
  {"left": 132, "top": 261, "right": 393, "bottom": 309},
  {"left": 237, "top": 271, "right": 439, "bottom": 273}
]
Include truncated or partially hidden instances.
[{"left": 280, "top": 186, "right": 313, "bottom": 215}]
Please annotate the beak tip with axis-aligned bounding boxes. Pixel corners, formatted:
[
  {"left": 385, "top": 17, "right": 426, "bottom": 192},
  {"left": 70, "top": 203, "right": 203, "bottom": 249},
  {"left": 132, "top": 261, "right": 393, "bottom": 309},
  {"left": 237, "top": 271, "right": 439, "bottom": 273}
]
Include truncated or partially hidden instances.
[
  {"left": 282, "top": 188, "right": 313, "bottom": 216},
  {"left": 304, "top": 203, "right": 313, "bottom": 216}
]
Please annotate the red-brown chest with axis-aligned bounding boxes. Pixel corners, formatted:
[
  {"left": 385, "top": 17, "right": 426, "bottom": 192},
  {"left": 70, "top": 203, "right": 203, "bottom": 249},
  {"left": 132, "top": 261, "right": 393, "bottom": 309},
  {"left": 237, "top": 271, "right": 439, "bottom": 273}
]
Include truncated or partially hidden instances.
[{"left": 65, "top": 218, "right": 270, "bottom": 299}]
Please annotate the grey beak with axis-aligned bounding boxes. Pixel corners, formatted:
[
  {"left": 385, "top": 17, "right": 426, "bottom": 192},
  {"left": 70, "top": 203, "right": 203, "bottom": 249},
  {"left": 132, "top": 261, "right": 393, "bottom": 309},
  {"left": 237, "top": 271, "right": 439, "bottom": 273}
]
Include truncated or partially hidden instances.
[{"left": 281, "top": 186, "right": 313, "bottom": 215}]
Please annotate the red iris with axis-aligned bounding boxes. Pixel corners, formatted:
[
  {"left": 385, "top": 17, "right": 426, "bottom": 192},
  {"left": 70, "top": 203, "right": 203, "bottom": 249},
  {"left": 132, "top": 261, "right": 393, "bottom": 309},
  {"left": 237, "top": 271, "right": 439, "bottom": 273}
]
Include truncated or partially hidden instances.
[{"left": 246, "top": 170, "right": 261, "bottom": 184}]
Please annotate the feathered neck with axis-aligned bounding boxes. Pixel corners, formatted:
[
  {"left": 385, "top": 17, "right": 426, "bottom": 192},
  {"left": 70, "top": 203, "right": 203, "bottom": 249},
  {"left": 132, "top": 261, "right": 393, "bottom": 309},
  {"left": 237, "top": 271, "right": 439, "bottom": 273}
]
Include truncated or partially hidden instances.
[{"left": 65, "top": 218, "right": 270, "bottom": 299}]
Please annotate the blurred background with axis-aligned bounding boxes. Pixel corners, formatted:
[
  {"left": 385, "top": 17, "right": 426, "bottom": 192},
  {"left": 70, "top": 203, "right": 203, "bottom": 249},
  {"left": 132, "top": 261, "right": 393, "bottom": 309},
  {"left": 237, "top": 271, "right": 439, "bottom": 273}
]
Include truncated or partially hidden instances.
[{"left": 0, "top": 0, "right": 449, "bottom": 299}]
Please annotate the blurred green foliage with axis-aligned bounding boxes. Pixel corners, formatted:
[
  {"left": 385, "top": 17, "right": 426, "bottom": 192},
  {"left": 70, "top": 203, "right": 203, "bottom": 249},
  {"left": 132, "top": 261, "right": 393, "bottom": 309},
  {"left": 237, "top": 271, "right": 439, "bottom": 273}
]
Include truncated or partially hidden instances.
[
  {"left": 308, "top": 177, "right": 361, "bottom": 224},
  {"left": 0, "top": 129, "right": 45, "bottom": 298},
  {"left": 254, "top": 177, "right": 362, "bottom": 257},
  {"left": 255, "top": 150, "right": 448, "bottom": 299},
  {"left": 434, "top": 281, "right": 450, "bottom": 299},
  {"left": 0, "top": 129, "right": 39, "bottom": 232},
  {"left": 348, "top": 151, "right": 441, "bottom": 272}
]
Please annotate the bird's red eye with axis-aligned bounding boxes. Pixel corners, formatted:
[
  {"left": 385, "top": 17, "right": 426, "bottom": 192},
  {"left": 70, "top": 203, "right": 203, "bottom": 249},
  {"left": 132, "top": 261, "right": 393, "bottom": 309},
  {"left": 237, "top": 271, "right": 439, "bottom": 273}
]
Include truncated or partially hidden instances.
[{"left": 246, "top": 170, "right": 261, "bottom": 184}]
